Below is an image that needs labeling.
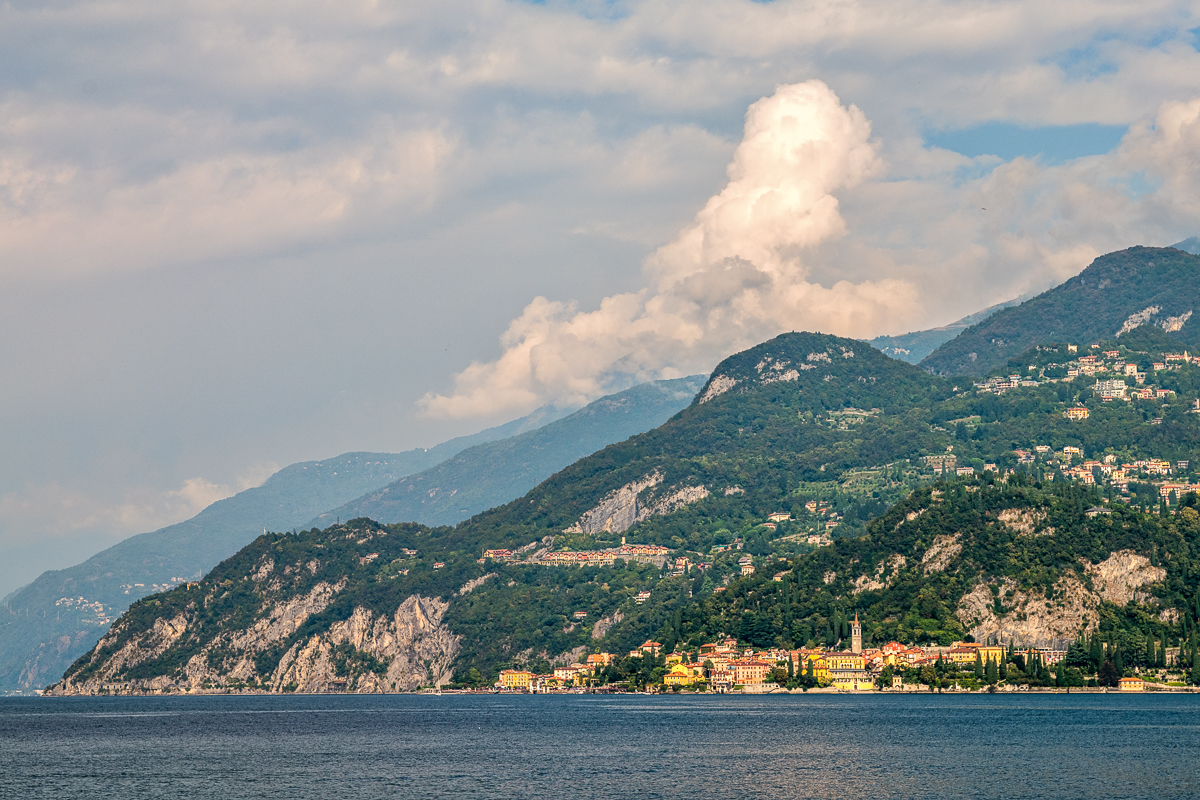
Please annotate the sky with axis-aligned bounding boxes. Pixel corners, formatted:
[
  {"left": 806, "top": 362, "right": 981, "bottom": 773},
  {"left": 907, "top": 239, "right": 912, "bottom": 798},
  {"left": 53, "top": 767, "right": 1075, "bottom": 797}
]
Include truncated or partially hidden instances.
[{"left": 3, "top": 0, "right": 1200, "bottom": 597}]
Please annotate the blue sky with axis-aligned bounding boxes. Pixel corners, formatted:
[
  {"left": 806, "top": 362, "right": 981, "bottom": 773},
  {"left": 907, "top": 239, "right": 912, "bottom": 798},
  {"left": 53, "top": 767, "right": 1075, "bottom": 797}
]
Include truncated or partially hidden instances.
[
  {"left": 925, "top": 123, "right": 1128, "bottom": 163},
  {"left": 2, "top": 0, "right": 1200, "bottom": 596}
]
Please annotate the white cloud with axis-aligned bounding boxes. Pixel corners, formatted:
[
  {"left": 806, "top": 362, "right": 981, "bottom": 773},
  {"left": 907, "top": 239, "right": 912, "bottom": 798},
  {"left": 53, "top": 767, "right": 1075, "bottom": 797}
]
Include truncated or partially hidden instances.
[
  {"left": 421, "top": 81, "right": 921, "bottom": 418},
  {"left": 424, "top": 82, "right": 1200, "bottom": 419},
  {"left": 5, "top": 0, "right": 1200, "bottom": 592}
]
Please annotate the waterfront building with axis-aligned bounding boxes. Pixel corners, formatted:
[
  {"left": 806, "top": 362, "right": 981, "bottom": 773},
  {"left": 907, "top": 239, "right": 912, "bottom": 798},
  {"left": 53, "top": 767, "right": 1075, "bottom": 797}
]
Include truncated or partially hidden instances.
[
  {"left": 731, "top": 659, "right": 772, "bottom": 685},
  {"left": 663, "top": 663, "right": 706, "bottom": 687},
  {"left": 499, "top": 670, "right": 533, "bottom": 690}
]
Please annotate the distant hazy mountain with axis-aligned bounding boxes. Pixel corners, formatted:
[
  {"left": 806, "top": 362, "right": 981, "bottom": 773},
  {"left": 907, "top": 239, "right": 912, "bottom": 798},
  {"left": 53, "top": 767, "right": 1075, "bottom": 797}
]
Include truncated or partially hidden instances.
[
  {"left": 0, "top": 376, "right": 707, "bottom": 692},
  {"left": 919, "top": 245, "right": 1200, "bottom": 376},
  {"left": 868, "top": 297, "right": 1023, "bottom": 364},
  {"left": 313, "top": 375, "right": 707, "bottom": 529},
  {"left": 1172, "top": 236, "right": 1200, "bottom": 255},
  {"left": 0, "top": 406, "right": 573, "bottom": 692}
]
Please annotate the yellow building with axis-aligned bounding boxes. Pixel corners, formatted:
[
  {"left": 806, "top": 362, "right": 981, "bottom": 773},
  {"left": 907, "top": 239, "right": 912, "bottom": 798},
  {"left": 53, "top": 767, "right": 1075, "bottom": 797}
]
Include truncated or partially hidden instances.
[
  {"left": 499, "top": 669, "right": 533, "bottom": 690},
  {"left": 830, "top": 669, "right": 874, "bottom": 691},
  {"left": 803, "top": 653, "right": 830, "bottom": 683},
  {"left": 978, "top": 645, "right": 1006, "bottom": 664},
  {"left": 821, "top": 651, "right": 869, "bottom": 690},
  {"left": 1118, "top": 677, "right": 1145, "bottom": 692},
  {"left": 825, "top": 652, "right": 866, "bottom": 671},
  {"left": 946, "top": 645, "right": 982, "bottom": 665},
  {"left": 663, "top": 663, "right": 706, "bottom": 688}
]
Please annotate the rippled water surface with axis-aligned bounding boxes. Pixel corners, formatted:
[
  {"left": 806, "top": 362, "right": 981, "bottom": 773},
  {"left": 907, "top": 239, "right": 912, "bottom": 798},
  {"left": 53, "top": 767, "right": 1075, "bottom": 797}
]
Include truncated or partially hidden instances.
[{"left": 2, "top": 693, "right": 1199, "bottom": 799}]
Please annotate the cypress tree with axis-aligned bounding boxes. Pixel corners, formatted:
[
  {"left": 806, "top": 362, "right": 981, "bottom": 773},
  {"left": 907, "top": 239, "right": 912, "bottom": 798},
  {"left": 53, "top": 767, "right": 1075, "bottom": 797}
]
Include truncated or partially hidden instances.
[
  {"left": 974, "top": 651, "right": 984, "bottom": 680},
  {"left": 1089, "top": 632, "right": 1103, "bottom": 672},
  {"left": 1193, "top": 647, "right": 1200, "bottom": 686},
  {"left": 1146, "top": 629, "right": 1156, "bottom": 667},
  {"left": 986, "top": 657, "right": 998, "bottom": 685}
]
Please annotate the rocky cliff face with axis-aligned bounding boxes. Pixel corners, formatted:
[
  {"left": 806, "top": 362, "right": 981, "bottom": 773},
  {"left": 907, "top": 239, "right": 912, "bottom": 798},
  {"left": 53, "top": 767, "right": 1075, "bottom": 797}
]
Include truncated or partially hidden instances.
[
  {"left": 564, "top": 471, "right": 710, "bottom": 537},
  {"left": 47, "top": 589, "right": 458, "bottom": 696},
  {"left": 45, "top": 521, "right": 466, "bottom": 696},
  {"left": 955, "top": 550, "right": 1167, "bottom": 648},
  {"left": 269, "top": 596, "right": 459, "bottom": 693}
]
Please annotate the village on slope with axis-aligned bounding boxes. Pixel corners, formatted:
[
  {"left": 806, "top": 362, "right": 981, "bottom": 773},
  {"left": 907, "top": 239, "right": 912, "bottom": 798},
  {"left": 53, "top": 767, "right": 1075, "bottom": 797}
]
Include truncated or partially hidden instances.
[{"left": 926, "top": 340, "right": 1200, "bottom": 502}]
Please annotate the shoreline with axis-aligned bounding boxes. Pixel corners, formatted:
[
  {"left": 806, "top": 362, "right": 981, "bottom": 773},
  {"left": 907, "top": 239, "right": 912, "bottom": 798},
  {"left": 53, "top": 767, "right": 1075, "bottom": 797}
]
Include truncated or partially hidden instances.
[{"left": 21, "top": 684, "right": 1200, "bottom": 699}]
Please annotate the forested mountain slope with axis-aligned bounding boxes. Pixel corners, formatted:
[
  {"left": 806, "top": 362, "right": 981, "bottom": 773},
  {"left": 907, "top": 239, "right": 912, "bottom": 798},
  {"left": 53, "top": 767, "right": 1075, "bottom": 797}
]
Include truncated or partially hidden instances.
[
  {"left": 1, "top": 453, "right": 425, "bottom": 693},
  {"left": 48, "top": 330, "right": 1200, "bottom": 693},
  {"left": 2, "top": 376, "right": 705, "bottom": 693},
  {"left": 921, "top": 246, "right": 1200, "bottom": 376},
  {"left": 48, "top": 478, "right": 1200, "bottom": 696},
  {"left": 314, "top": 376, "right": 706, "bottom": 529},
  {"left": 0, "top": 400, "right": 574, "bottom": 693}
]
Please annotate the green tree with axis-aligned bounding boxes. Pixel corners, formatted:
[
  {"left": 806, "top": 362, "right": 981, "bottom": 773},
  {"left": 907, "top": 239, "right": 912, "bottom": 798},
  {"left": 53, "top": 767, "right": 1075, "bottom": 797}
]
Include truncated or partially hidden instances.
[
  {"left": 1088, "top": 633, "right": 1103, "bottom": 672},
  {"left": 985, "top": 657, "right": 998, "bottom": 685},
  {"left": 876, "top": 664, "right": 894, "bottom": 690},
  {"left": 1098, "top": 660, "right": 1120, "bottom": 687},
  {"left": 920, "top": 664, "right": 938, "bottom": 691}
]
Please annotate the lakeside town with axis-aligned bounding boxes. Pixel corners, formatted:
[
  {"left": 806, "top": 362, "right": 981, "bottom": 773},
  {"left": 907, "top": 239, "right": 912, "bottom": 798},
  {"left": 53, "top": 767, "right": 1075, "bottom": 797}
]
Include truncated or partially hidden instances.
[{"left": 486, "top": 614, "right": 1192, "bottom": 695}]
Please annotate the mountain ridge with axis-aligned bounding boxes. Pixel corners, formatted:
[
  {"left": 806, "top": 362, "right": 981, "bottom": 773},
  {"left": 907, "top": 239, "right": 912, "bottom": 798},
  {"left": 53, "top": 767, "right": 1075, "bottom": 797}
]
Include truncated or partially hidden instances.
[
  {"left": 313, "top": 376, "right": 706, "bottom": 529},
  {"left": 0, "top": 381, "right": 699, "bottom": 692},
  {"left": 868, "top": 296, "right": 1024, "bottom": 364},
  {"left": 920, "top": 246, "right": 1200, "bottom": 376}
]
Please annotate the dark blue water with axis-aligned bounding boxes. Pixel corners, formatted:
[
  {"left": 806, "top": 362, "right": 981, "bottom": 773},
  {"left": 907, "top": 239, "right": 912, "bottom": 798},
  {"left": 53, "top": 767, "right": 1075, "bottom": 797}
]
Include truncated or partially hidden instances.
[{"left": 2, "top": 693, "right": 1198, "bottom": 799}]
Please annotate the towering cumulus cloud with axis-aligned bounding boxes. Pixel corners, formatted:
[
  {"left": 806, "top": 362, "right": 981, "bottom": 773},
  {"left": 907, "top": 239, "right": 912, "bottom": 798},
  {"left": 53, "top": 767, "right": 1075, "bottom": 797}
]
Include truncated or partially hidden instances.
[{"left": 421, "top": 81, "right": 920, "bottom": 418}]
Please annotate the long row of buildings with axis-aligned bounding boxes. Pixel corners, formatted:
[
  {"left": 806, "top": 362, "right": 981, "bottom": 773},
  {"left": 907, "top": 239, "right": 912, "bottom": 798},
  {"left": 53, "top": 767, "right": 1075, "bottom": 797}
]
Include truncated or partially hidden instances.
[
  {"left": 495, "top": 616, "right": 1047, "bottom": 693},
  {"left": 482, "top": 542, "right": 672, "bottom": 568}
]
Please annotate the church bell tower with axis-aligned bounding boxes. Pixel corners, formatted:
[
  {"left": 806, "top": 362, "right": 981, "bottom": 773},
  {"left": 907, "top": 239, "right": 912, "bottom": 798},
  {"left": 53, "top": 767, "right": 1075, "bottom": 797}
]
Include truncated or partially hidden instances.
[{"left": 851, "top": 612, "right": 862, "bottom": 654}]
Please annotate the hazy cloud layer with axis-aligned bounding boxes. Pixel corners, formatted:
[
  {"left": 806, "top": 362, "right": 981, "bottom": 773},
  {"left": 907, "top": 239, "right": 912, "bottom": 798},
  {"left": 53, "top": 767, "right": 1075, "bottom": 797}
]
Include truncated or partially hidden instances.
[
  {"left": 0, "top": 467, "right": 274, "bottom": 598},
  {"left": 3, "top": 0, "right": 1200, "bottom": 593}
]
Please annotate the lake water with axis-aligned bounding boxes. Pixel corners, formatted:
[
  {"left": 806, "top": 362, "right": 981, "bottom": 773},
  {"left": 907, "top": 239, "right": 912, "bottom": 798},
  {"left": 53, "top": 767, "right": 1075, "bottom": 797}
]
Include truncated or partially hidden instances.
[{"left": 2, "top": 693, "right": 1198, "bottom": 799}]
